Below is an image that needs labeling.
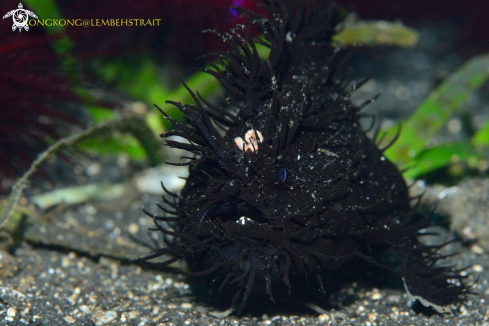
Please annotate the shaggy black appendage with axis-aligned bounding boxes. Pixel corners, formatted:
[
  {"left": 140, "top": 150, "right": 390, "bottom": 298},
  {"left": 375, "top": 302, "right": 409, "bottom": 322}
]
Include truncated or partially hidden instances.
[{"left": 140, "top": 0, "right": 473, "bottom": 315}]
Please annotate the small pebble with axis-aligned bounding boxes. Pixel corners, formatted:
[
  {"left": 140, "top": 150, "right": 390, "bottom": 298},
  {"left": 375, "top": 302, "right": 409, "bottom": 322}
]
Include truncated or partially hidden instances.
[
  {"left": 473, "top": 264, "right": 484, "bottom": 272},
  {"left": 461, "top": 226, "right": 477, "bottom": 240},
  {"left": 128, "top": 311, "right": 140, "bottom": 319},
  {"left": 180, "top": 302, "right": 193, "bottom": 309},
  {"left": 85, "top": 205, "right": 97, "bottom": 215},
  {"left": 91, "top": 310, "right": 117, "bottom": 325},
  {"left": 64, "top": 316, "right": 76, "bottom": 324},
  {"left": 209, "top": 307, "right": 234, "bottom": 318},
  {"left": 128, "top": 223, "right": 139, "bottom": 234},
  {"left": 371, "top": 292, "right": 383, "bottom": 300},
  {"left": 61, "top": 256, "right": 72, "bottom": 268},
  {"left": 318, "top": 313, "right": 330, "bottom": 322},
  {"left": 7, "top": 307, "right": 17, "bottom": 317},
  {"left": 471, "top": 244, "right": 485, "bottom": 255},
  {"left": 367, "top": 312, "right": 377, "bottom": 322},
  {"left": 79, "top": 305, "right": 90, "bottom": 313}
]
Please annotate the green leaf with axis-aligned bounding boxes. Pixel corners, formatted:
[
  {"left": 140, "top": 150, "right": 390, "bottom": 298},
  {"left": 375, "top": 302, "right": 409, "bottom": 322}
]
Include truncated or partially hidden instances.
[
  {"left": 472, "top": 117, "right": 489, "bottom": 146},
  {"left": 255, "top": 42, "right": 270, "bottom": 60},
  {"left": 76, "top": 133, "right": 146, "bottom": 160},
  {"left": 99, "top": 55, "right": 221, "bottom": 133},
  {"left": 31, "top": 183, "right": 126, "bottom": 210},
  {"left": 87, "top": 106, "right": 117, "bottom": 123},
  {"left": 23, "top": 0, "right": 64, "bottom": 34},
  {"left": 24, "top": 0, "right": 74, "bottom": 60},
  {"left": 333, "top": 20, "right": 419, "bottom": 48},
  {"left": 405, "top": 142, "right": 480, "bottom": 179},
  {"left": 383, "top": 54, "right": 489, "bottom": 168}
]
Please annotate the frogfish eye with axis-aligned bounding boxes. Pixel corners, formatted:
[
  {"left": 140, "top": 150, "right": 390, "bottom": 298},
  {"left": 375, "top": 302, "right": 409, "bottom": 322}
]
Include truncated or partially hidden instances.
[{"left": 277, "top": 167, "right": 287, "bottom": 182}]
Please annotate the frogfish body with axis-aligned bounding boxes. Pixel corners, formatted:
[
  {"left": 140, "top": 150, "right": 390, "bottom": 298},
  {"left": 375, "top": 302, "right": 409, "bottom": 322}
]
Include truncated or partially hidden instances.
[{"left": 142, "top": 0, "right": 471, "bottom": 315}]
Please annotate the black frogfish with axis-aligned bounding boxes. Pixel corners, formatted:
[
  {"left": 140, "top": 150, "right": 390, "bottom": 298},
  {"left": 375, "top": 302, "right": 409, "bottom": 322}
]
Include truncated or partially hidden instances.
[{"left": 141, "top": 0, "right": 471, "bottom": 315}]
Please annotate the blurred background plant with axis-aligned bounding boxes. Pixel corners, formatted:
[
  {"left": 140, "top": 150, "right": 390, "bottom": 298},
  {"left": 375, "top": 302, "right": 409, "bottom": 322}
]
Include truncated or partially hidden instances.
[{"left": 1, "top": 0, "right": 488, "bottom": 226}]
